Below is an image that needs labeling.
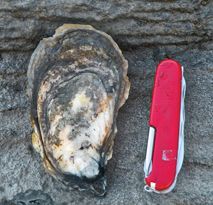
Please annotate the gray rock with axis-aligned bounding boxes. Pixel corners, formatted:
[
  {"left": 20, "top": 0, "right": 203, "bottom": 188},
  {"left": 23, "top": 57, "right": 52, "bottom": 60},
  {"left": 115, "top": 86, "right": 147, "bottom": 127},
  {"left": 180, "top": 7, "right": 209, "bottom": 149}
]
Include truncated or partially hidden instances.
[
  {"left": 0, "top": 43, "right": 213, "bottom": 204},
  {"left": 0, "top": 0, "right": 212, "bottom": 51},
  {"left": 0, "top": 0, "right": 213, "bottom": 204}
]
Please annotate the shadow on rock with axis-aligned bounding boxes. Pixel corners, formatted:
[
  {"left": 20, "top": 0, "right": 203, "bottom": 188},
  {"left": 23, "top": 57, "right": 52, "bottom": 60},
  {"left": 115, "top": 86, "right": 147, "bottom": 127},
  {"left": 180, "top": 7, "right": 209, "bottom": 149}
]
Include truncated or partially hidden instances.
[{"left": 0, "top": 190, "right": 54, "bottom": 205}]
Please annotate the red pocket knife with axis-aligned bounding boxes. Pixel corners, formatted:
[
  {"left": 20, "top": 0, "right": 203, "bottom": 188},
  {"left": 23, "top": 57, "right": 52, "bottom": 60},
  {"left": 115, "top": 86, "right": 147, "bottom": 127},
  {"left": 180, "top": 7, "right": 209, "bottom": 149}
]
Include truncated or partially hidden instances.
[{"left": 144, "top": 59, "right": 186, "bottom": 193}]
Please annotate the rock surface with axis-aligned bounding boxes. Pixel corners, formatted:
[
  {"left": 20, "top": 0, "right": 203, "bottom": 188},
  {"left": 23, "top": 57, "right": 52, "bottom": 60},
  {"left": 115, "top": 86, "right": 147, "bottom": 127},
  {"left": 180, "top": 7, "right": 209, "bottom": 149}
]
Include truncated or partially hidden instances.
[
  {"left": 0, "top": 0, "right": 212, "bottom": 50},
  {"left": 0, "top": 0, "right": 213, "bottom": 205}
]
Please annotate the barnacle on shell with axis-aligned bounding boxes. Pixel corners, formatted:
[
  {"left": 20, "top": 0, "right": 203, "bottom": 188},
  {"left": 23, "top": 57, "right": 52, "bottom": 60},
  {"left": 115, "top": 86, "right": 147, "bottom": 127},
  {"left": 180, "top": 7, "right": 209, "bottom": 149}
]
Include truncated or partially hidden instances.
[{"left": 27, "top": 24, "right": 130, "bottom": 195}]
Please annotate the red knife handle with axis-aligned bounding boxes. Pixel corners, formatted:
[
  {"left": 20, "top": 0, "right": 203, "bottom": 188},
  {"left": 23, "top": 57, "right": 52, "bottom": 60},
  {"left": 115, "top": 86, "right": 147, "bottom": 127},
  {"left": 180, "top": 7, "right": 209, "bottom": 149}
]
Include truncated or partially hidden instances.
[{"left": 145, "top": 59, "right": 182, "bottom": 191}]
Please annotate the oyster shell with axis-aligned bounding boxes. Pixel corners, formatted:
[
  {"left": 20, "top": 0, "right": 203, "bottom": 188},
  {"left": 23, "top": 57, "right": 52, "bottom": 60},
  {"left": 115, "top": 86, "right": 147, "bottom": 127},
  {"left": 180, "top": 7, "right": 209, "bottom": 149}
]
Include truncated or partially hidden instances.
[{"left": 27, "top": 24, "right": 130, "bottom": 195}]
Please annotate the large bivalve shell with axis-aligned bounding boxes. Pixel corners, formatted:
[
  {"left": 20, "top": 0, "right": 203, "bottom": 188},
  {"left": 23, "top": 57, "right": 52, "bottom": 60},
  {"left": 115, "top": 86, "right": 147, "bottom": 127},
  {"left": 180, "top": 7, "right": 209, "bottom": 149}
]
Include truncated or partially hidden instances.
[{"left": 27, "top": 24, "right": 130, "bottom": 195}]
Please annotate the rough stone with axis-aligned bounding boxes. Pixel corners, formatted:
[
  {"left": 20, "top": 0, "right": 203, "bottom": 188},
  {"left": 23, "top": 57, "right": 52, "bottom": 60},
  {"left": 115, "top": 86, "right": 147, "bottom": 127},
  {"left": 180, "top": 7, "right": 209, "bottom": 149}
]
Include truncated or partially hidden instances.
[
  {"left": 0, "top": 0, "right": 213, "bottom": 204},
  {"left": 1, "top": 43, "right": 213, "bottom": 204},
  {"left": 0, "top": 0, "right": 212, "bottom": 51}
]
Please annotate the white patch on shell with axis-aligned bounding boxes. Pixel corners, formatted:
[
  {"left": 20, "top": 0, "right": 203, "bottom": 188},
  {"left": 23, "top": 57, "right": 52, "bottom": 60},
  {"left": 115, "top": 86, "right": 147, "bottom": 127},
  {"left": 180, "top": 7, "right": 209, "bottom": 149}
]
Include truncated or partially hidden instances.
[
  {"left": 71, "top": 91, "right": 91, "bottom": 113},
  {"left": 50, "top": 90, "right": 115, "bottom": 179}
]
